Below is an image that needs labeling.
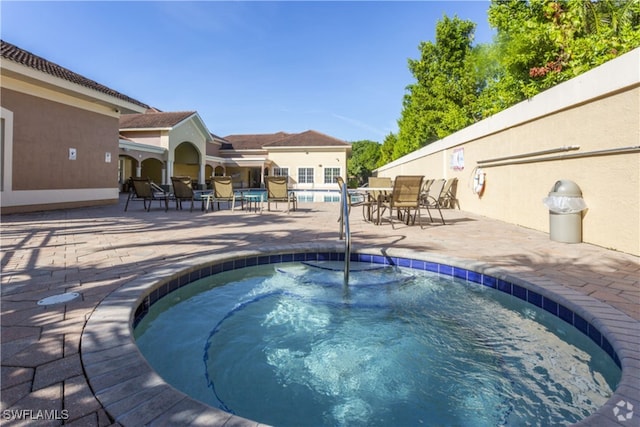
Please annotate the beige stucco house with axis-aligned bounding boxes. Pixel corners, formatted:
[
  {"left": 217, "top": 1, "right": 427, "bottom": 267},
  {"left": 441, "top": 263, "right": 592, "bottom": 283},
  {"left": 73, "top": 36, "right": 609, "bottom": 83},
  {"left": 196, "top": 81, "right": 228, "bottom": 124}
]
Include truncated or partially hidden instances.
[
  {"left": 1, "top": 40, "right": 149, "bottom": 213},
  {"left": 118, "top": 111, "right": 225, "bottom": 190},
  {"left": 218, "top": 130, "right": 351, "bottom": 189},
  {"left": 1, "top": 40, "right": 351, "bottom": 214},
  {"left": 119, "top": 116, "right": 351, "bottom": 190}
]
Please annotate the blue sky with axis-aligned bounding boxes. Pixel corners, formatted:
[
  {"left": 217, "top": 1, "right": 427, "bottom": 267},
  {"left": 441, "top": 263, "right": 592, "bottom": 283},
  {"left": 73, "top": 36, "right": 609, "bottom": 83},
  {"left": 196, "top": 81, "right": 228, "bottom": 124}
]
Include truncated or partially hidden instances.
[{"left": 1, "top": 1, "right": 494, "bottom": 142}]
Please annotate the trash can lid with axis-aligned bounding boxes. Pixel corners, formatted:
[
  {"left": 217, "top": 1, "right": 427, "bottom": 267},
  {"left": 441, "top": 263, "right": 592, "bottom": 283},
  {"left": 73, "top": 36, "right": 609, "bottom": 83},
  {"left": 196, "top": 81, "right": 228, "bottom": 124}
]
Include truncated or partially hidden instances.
[{"left": 549, "top": 179, "right": 583, "bottom": 197}]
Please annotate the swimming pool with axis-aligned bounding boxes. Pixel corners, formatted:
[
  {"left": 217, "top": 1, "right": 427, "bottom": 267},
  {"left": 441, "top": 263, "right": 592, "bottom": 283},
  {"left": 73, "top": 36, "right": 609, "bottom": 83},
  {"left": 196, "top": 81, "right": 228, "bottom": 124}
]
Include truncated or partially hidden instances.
[
  {"left": 239, "top": 189, "right": 341, "bottom": 203},
  {"left": 134, "top": 261, "right": 620, "bottom": 426},
  {"left": 81, "top": 245, "right": 638, "bottom": 426}
]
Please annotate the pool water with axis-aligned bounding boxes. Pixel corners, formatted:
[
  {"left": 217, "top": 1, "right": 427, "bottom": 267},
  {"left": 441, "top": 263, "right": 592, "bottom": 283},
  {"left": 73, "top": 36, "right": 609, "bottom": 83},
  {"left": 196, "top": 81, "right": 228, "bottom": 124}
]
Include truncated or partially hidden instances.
[
  {"left": 237, "top": 189, "right": 341, "bottom": 203},
  {"left": 134, "top": 262, "right": 620, "bottom": 426}
]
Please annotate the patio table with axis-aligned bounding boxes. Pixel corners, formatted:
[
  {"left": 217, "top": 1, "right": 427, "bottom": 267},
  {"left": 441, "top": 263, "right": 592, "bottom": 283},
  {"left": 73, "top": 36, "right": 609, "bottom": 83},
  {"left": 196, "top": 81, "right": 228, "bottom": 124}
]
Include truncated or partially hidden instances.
[
  {"left": 242, "top": 193, "right": 264, "bottom": 213},
  {"left": 196, "top": 191, "right": 215, "bottom": 212},
  {"left": 356, "top": 187, "right": 392, "bottom": 224}
]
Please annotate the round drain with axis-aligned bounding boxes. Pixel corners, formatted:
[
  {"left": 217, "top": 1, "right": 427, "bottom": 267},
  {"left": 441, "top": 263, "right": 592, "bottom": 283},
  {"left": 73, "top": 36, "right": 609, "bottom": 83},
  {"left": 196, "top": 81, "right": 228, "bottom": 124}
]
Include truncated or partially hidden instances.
[{"left": 37, "top": 292, "right": 80, "bottom": 306}]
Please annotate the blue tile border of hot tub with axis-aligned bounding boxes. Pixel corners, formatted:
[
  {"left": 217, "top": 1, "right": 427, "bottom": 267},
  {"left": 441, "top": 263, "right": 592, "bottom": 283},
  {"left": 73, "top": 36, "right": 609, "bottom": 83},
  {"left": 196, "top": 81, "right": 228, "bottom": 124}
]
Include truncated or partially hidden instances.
[{"left": 132, "top": 250, "right": 620, "bottom": 369}]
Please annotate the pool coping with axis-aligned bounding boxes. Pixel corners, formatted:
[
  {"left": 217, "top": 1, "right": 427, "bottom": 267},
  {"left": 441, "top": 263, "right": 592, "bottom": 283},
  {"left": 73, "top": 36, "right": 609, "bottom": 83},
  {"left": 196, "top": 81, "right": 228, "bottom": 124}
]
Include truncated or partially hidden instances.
[{"left": 80, "top": 243, "right": 640, "bottom": 427}]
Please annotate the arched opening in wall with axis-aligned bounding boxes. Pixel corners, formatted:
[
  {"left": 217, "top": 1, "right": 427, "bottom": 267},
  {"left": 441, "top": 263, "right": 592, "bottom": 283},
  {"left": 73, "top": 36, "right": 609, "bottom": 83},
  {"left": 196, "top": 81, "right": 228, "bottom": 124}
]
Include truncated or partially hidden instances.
[
  {"left": 214, "top": 166, "right": 225, "bottom": 176},
  {"left": 118, "top": 155, "right": 137, "bottom": 192},
  {"left": 174, "top": 141, "right": 200, "bottom": 182},
  {"left": 204, "top": 164, "right": 215, "bottom": 189},
  {"left": 249, "top": 168, "right": 261, "bottom": 188},
  {"left": 141, "top": 158, "right": 163, "bottom": 184}
]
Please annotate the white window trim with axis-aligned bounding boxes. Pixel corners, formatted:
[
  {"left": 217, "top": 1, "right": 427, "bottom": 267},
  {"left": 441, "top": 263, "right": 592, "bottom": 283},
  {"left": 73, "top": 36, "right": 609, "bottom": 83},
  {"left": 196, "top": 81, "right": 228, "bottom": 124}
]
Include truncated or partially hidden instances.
[
  {"left": 297, "top": 166, "right": 315, "bottom": 185},
  {"left": 272, "top": 167, "right": 289, "bottom": 177},
  {"left": 323, "top": 166, "right": 341, "bottom": 185}
]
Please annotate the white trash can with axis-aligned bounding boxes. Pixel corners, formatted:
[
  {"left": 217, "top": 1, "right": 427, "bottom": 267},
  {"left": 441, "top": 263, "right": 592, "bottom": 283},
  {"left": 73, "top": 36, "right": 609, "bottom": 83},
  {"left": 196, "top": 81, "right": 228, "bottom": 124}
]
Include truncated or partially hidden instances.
[{"left": 542, "top": 180, "right": 587, "bottom": 243}]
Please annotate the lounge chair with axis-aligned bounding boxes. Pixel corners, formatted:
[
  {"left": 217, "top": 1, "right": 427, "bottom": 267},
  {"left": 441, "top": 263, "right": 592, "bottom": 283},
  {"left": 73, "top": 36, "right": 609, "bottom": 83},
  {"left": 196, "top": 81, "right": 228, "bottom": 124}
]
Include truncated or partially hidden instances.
[
  {"left": 418, "top": 179, "right": 435, "bottom": 212},
  {"left": 379, "top": 175, "right": 425, "bottom": 228},
  {"left": 124, "top": 177, "right": 168, "bottom": 212},
  {"left": 170, "top": 176, "right": 195, "bottom": 212},
  {"left": 210, "top": 176, "right": 243, "bottom": 212},
  {"left": 440, "top": 177, "right": 459, "bottom": 209},
  {"left": 265, "top": 176, "right": 297, "bottom": 212},
  {"left": 335, "top": 177, "right": 370, "bottom": 220},
  {"left": 421, "top": 178, "right": 446, "bottom": 224},
  {"left": 421, "top": 179, "right": 435, "bottom": 197}
]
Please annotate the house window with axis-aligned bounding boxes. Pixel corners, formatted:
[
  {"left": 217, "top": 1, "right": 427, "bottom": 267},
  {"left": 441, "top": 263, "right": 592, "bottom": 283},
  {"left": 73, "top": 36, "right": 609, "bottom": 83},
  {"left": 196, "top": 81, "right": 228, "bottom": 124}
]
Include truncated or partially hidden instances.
[
  {"left": 273, "top": 167, "right": 289, "bottom": 177},
  {"left": 324, "top": 167, "right": 341, "bottom": 184},
  {"left": 298, "top": 167, "right": 314, "bottom": 184}
]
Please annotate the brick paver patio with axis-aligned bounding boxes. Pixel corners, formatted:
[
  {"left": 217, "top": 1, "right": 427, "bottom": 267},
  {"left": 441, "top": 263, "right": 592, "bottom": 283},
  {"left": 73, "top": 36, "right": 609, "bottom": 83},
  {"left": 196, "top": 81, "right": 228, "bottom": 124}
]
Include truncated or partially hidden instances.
[{"left": 1, "top": 195, "right": 638, "bottom": 426}]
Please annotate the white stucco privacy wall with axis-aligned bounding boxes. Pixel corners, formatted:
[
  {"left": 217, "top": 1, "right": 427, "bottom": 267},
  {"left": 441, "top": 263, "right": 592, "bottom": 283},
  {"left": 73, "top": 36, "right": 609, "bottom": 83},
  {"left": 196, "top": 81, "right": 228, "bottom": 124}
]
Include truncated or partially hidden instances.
[{"left": 375, "top": 48, "right": 640, "bottom": 256}]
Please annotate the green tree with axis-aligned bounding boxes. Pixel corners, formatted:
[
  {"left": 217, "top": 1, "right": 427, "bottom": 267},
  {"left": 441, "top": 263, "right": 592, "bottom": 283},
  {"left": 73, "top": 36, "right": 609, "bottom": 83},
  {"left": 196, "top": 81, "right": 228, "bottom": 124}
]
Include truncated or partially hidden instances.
[
  {"left": 385, "top": 1, "right": 639, "bottom": 163},
  {"left": 348, "top": 140, "right": 382, "bottom": 186},
  {"left": 563, "top": 0, "right": 640, "bottom": 74},
  {"left": 395, "top": 16, "right": 480, "bottom": 159},
  {"left": 486, "top": 0, "right": 640, "bottom": 99},
  {"left": 379, "top": 132, "right": 398, "bottom": 167},
  {"left": 471, "top": 35, "right": 522, "bottom": 118}
]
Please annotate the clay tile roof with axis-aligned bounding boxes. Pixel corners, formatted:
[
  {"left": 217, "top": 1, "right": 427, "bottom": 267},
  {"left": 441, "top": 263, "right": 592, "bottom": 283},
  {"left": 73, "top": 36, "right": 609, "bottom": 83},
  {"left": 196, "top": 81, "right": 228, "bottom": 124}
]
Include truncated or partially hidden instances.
[
  {"left": 221, "top": 132, "right": 290, "bottom": 150},
  {"left": 264, "top": 130, "right": 350, "bottom": 147},
  {"left": 119, "top": 111, "right": 196, "bottom": 129},
  {"left": 221, "top": 131, "right": 349, "bottom": 150},
  {"left": 1, "top": 40, "right": 149, "bottom": 109}
]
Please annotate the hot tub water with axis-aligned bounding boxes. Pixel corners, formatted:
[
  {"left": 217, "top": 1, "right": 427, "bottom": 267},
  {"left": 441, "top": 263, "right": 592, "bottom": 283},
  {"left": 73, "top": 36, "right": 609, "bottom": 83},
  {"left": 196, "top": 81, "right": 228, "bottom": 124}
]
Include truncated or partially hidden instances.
[{"left": 135, "top": 262, "right": 620, "bottom": 426}]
